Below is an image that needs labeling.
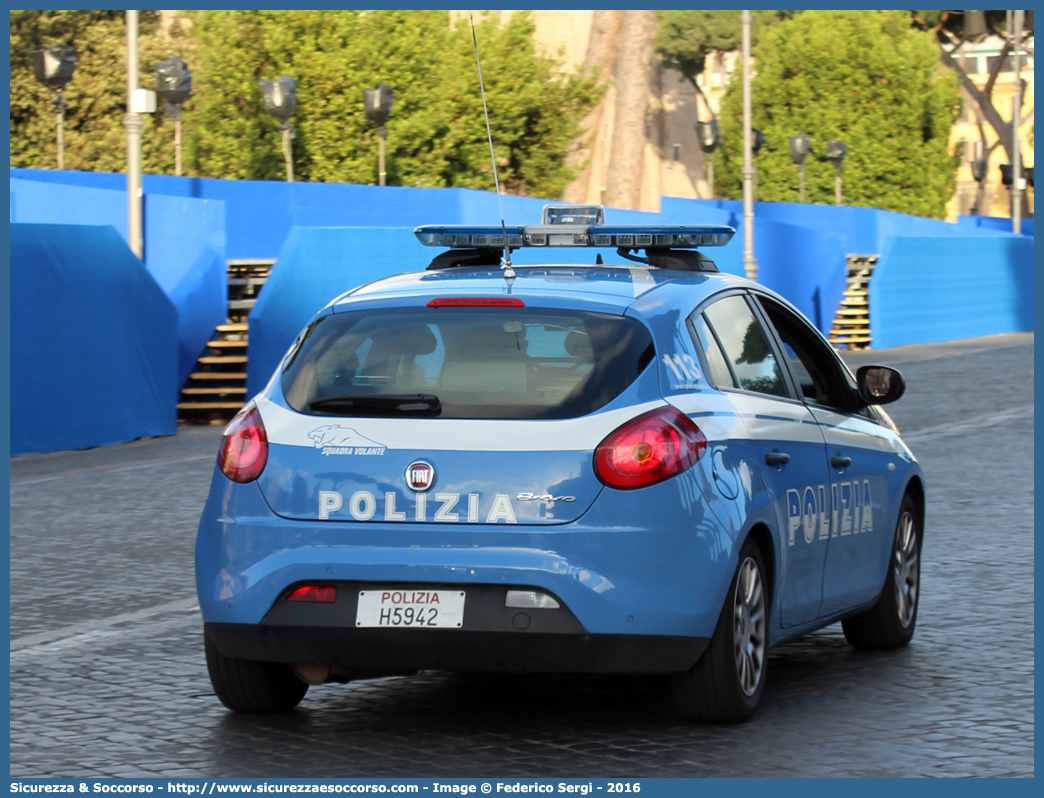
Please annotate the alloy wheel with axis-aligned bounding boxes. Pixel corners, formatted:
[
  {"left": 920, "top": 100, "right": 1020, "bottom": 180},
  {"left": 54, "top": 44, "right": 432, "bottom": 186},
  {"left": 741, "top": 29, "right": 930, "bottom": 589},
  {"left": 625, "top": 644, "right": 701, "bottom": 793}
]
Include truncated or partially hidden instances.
[
  {"left": 733, "top": 556, "right": 766, "bottom": 697},
  {"left": 893, "top": 511, "right": 919, "bottom": 628}
]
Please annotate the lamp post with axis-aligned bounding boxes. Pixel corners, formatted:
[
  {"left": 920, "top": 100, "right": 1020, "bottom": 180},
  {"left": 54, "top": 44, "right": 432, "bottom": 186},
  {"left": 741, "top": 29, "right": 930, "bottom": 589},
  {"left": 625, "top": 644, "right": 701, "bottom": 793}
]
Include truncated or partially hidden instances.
[
  {"left": 363, "top": 84, "right": 394, "bottom": 186},
  {"left": 970, "top": 138, "right": 988, "bottom": 215},
  {"left": 826, "top": 140, "right": 847, "bottom": 206},
  {"left": 752, "top": 127, "right": 765, "bottom": 201},
  {"left": 741, "top": 10, "right": 757, "bottom": 281},
  {"left": 155, "top": 56, "right": 191, "bottom": 177},
  {"left": 31, "top": 44, "right": 76, "bottom": 170},
  {"left": 1012, "top": 9, "right": 1024, "bottom": 233},
  {"left": 789, "top": 134, "right": 811, "bottom": 203},
  {"left": 261, "top": 75, "right": 297, "bottom": 182},
  {"left": 696, "top": 118, "right": 719, "bottom": 198},
  {"left": 123, "top": 10, "right": 159, "bottom": 259}
]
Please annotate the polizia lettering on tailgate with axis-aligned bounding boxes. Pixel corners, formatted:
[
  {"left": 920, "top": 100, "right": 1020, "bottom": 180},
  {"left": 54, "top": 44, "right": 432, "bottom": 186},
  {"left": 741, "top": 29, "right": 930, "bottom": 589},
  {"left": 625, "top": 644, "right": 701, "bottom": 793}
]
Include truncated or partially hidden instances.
[{"left": 319, "top": 490, "right": 518, "bottom": 523}]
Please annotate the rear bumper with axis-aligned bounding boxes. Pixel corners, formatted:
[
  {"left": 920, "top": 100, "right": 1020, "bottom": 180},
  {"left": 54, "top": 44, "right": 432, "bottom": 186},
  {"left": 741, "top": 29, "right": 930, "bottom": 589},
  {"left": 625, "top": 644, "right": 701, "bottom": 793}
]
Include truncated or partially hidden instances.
[
  {"left": 196, "top": 470, "right": 742, "bottom": 640},
  {"left": 205, "top": 622, "right": 709, "bottom": 674}
]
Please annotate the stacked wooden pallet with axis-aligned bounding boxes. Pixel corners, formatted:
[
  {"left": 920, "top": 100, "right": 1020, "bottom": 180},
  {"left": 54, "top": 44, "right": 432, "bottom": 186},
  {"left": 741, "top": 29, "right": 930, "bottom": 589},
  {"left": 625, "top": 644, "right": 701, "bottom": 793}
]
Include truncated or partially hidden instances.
[
  {"left": 829, "top": 255, "right": 878, "bottom": 350},
  {"left": 177, "top": 259, "right": 274, "bottom": 424}
]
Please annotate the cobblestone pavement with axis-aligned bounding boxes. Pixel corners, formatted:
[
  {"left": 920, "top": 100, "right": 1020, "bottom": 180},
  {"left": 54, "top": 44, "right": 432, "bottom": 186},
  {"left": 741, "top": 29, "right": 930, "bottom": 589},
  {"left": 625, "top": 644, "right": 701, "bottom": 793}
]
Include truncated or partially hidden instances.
[{"left": 10, "top": 333, "right": 1033, "bottom": 778}]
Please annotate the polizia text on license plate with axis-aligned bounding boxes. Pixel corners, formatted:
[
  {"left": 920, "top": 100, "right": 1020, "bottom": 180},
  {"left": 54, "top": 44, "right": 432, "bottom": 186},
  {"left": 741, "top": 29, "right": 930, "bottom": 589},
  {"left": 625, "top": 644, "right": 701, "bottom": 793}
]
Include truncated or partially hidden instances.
[{"left": 355, "top": 590, "right": 466, "bottom": 628}]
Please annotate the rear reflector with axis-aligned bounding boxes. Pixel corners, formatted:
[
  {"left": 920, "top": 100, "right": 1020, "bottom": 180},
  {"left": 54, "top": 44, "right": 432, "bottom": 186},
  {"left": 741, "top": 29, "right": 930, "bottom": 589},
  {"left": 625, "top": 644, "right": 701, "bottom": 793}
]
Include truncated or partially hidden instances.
[
  {"left": 427, "top": 297, "right": 526, "bottom": 308},
  {"left": 287, "top": 585, "right": 337, "bottom": 603},
  {"left": 505, "top": 590, "right": 561, "bottom": 609}
]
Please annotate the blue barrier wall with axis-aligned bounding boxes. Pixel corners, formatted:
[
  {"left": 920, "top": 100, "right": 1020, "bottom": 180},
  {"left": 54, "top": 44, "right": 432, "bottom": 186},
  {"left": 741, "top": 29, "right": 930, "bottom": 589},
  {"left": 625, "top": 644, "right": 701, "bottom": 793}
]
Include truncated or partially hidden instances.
[
  {"left": 958, "top": 214, "right": 1034, "bottom": 237},
  {"left": 10, "top": 224, "right": 179, "bottom": 456},
  {"left": 12, "top": 168, "right": 675, "bottom": 262},
  {"left": 870, "top": 235, "right": 1034, "bottom": 349},
  {"left": 144, "top": 194, "right": 227, "bottom": 382},
  {"left": 667, "top": 197, "right": 1012, "bottom": 256},
  {"left": 10, "top": 177, "right": 226, "bottom": 384},
  {"left": 10, "top": 177, "right": 128, "bottom": 239}
]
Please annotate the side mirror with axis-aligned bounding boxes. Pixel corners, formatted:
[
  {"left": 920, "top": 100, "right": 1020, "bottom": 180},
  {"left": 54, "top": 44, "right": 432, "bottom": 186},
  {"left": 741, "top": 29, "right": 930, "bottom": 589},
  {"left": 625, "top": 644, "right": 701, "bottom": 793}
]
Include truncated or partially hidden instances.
[{"left": 856, "top": 365, "right": 905, "bottom": 405}]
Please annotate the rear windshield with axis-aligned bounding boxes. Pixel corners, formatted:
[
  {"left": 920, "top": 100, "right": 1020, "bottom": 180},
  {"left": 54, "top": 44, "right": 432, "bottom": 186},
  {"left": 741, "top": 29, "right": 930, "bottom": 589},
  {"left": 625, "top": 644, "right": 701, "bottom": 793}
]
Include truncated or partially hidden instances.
[{"left": 281, "top": 307, "right": 655, "bottom": 420}]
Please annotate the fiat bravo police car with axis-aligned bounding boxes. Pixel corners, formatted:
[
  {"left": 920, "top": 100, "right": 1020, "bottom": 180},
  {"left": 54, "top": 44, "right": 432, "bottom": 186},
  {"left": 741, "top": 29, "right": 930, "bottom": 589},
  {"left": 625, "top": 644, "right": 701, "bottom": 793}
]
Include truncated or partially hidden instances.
[{"left": 196, "top": 206, "right": 924, "bottom": 723}]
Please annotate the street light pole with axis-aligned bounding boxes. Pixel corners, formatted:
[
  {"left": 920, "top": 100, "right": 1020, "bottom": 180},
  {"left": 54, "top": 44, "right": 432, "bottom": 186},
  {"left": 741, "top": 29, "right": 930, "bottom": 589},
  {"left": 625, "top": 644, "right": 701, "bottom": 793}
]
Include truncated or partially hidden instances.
[
  {"left": 378, "top": 128, "right": 387, "bottom": 187},
  {"left": 741, "top": 10, "right": 757, "bottom": 281},
  {"left": 32, "top": 45, "right": 76, "bottom": 171},
  {"left": 789, "top": 134, "right": 810, "bottom": 203},
  {"left": 827, "top": 140, "right": 847, "bottom": 206},
  {"left": 155, "top": 56, "right": 191, "bottom": 177},
  {"left": 123, "top": 10, "right": 144, "bottom": 259},
  {"left": 696, "top": 119, "right": 719, "bottom": 198},
  {"left": 55, "top": 94, "right": 67, "bottom": 169},
  {"left": 281, "top": 125, "right": 295, "bottom": 183},
  {"left": 260, "top": 76, "right": 297, "bottom": 182},
  {"left": 175, "top": 115, "right": 182, "bottom": 176},
  {"left": 1012, "top": 10, "right": 1024, "bottom": 234},
  {"left": 364, "top": 85, "right": 394, "bottom": 187}
]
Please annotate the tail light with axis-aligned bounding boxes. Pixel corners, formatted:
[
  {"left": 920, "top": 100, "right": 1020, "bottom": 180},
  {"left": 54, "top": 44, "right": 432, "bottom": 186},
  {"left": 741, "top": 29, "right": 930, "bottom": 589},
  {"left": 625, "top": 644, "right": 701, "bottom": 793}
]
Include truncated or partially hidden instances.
[
  {"left": 594, "top": 406, "right": 706, "bottom": 490},
  {"left": 218, "top": 402, "right": 268, "bottom": 483},
  {"left": 287, "top": 585, "right": 336, "bottom": 603}
]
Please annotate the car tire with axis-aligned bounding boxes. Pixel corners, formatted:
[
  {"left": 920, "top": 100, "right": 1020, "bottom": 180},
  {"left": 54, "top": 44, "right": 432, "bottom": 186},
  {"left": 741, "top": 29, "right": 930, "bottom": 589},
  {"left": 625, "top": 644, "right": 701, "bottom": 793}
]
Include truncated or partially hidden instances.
[
  {"left": 204, "top": 632, "right": 309, "bottom": 713},
  {"left": 842, "top": 494, "right": 921, "bottom": 650},
  {"left": 671, "top": 537, "right": 768, "bottom": 724}
]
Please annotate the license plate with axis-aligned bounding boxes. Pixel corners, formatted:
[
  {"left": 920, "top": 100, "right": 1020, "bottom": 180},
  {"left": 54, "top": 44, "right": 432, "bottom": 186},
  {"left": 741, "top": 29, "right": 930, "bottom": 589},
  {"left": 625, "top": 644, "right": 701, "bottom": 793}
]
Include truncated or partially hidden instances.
[{"left": 355, "top": 589, "right": 465, "bottom": 628}]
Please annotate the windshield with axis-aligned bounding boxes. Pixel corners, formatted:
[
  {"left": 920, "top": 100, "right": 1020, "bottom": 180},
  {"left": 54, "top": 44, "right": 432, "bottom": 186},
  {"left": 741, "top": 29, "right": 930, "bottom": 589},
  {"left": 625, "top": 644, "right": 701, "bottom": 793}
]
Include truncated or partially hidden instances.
[{"left": 281, "top": 306, "right": 655, "bottom": 420}]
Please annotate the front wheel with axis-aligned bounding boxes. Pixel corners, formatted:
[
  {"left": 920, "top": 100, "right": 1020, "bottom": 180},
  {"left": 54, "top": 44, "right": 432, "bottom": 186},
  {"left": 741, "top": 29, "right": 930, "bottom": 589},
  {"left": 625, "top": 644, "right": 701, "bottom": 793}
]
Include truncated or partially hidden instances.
[
  {"left": 204, "top": 632, "right": 309, "bottom": 713},
  {"left": 671, "top": 537, "right": 768, "bottom": 723},
  {"left": 842, "top": 494, "right": 921, "bottom": 650}
]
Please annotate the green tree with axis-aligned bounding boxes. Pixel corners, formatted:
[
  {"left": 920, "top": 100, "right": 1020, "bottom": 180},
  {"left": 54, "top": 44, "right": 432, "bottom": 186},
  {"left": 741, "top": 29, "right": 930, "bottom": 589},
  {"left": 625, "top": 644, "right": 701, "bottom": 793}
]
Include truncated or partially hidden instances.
[
  {"left": 716, "top": 10, "right": 960, "bottom": 218},
  {"left": 910, "top": 10, "right": 1033, "bottom": 163},
  {"left": 11, "top": 10, "right": 600, "bottom": 198},
  {"left": 10, "top": 10, "right": 194, "bottom": 175},
  {"left": 183, "top": 10, "right": 600, "bottom": 196},
  {"left": 655, "top": 10, "right": 793, "bottom": 111}
]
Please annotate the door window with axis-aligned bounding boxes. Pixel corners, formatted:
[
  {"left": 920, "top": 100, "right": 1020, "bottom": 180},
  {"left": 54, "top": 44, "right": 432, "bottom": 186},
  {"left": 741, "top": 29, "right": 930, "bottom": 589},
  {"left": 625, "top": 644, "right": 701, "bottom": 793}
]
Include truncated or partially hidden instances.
[
  {"left": 701, "top": 295, "right": 788, "bottom": 398},
  {"left": 753, "top": 296, "right": 857, "bottom": 412},
  {"left": 690, "top": 313, "right": 735, "bottom": 388}
]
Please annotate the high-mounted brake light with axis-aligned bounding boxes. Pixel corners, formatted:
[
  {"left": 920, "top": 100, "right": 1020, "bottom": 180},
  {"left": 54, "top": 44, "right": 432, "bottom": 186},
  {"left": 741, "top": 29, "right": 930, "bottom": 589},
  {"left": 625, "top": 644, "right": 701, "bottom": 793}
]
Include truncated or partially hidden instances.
[
  {"left": 287, "top": 585, "right": 337, "bottom": 603},
  {"left": 427, "top": 297, "right": 526, "bottom": 308},
  {"left": 218, "top": 402, "right": 268, "bottom": 483},
  {"left": 594, "top": 406, "right": 707, "bottom": 490}
]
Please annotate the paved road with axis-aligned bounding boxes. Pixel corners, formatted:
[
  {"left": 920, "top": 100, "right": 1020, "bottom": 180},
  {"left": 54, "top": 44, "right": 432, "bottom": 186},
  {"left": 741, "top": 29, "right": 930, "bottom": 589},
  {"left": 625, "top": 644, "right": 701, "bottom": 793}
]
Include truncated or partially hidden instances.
[{"left": 10, "top": 333, "right": 1034, "bottom": 778}]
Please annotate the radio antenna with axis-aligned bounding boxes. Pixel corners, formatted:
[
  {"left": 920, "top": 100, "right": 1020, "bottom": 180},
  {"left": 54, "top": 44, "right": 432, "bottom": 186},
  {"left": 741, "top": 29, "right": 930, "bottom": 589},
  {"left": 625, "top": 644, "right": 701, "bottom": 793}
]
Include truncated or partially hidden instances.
[{"left": 469, "top": 12, "right": 515, "bottom": 279}]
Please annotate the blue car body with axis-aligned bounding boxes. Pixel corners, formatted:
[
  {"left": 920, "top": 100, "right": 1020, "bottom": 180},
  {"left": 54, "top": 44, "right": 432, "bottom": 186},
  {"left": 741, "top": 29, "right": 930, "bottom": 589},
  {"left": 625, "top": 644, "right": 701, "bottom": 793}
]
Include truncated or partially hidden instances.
[{"left": 197, "top": 263, "right": 923, "bottom": 676}]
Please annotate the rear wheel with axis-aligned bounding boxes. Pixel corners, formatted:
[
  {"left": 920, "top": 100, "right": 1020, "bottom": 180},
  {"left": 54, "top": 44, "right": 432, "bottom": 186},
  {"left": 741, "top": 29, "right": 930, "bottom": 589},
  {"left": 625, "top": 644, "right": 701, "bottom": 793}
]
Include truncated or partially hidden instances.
[
  {"left": 204, "top": 632, "right": 309, "bottom": 713},
  {"left": 671, "top": 537, "right": 768, "bottom": 723},
  {"left": 842, "top": 494, "right": 921, "bottom": 650}
]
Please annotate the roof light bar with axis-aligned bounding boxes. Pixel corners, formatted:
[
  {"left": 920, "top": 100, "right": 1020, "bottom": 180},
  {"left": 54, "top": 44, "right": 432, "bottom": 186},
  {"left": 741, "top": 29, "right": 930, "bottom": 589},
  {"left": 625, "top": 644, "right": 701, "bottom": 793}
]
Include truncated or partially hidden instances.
[{"left": 414, "top": 224, "right": 734, "bottom": 249}]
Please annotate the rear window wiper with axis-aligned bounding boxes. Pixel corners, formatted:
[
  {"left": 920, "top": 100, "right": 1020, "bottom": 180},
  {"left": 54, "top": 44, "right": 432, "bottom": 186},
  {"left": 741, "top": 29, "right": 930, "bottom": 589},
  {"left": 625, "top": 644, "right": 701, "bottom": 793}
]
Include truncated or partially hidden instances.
[{"left": 308, "top": 394, "right": 441, "bottom": 415}]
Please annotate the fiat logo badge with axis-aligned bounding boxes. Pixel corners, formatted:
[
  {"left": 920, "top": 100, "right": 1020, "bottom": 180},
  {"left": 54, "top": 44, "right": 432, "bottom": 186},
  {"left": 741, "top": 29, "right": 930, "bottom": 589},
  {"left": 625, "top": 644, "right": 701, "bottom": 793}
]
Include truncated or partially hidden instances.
[{"left": 405, "top": 461, "right": 435, "bottom": 492}]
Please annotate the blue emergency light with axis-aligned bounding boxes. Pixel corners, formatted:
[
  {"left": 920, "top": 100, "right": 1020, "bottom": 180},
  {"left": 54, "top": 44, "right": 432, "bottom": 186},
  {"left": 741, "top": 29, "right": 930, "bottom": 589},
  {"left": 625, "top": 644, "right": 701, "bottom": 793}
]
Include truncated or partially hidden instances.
[
  {"left": 414, "top": 205, "right": 735, "bottom": 273},
  {"left": 414, "top": 224, "right": 734, "bottom": 250},
  {"left": 414, "top": 205, "right": 734, "bottom": 250}
]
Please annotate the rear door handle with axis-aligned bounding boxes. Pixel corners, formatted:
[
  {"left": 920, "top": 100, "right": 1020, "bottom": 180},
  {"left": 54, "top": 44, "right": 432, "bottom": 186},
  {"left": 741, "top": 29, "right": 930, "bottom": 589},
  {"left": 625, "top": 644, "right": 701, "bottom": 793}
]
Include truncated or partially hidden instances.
[
  {"left": 831, "top": 455, "right": 852, "bottom": 469},
  {"left": 765, "top": 451, "right": 790, "bottom": 466}
]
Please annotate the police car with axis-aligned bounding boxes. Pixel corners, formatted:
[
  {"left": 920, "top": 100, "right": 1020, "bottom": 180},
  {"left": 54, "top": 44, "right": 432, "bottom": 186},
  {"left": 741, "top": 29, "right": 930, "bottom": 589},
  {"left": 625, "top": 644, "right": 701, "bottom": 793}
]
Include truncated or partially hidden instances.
[{"left": 196, "top": 205, "right": 923, "bottom": 723}]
